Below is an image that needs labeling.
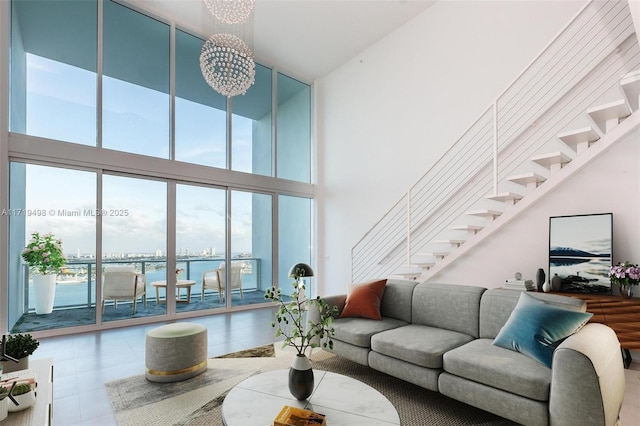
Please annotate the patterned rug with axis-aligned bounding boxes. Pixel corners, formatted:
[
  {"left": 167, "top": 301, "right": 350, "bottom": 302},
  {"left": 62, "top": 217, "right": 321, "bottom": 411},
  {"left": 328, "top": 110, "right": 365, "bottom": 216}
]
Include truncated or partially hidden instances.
[{"left": 106, "top": 344, "right": 516, "bottom": 426}]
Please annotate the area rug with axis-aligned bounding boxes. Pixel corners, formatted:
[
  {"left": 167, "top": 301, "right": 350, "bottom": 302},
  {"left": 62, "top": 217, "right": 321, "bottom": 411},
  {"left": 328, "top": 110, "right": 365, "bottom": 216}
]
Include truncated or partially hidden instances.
[{"left": 106, "top": 344, "right": 517, "bottom": 426}]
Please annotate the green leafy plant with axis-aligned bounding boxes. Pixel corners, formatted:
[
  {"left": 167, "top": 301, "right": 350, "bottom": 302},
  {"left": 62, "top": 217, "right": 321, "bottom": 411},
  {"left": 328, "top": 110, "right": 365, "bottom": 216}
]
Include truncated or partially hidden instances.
[
  {"left": 21, "top": 231, "right": 66, "bottom": 275},
  {"left": 0, "top": 386, "right": 8, "bottom": 401},
  {"left": 10, "top": 382, "right": 32, "bottom": 396},
  {"left": 265, "top": 279, "right": 338, "bottom": 356},
  {"left": 2, "top": 334, "right": 39, "bottom": 360}
]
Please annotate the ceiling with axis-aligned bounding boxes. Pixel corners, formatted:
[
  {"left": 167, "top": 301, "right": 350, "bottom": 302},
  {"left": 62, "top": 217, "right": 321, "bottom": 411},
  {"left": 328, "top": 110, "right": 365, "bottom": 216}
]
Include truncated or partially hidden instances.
[{"left": 126, "top": 0, "right": 437, "bottom": 82}]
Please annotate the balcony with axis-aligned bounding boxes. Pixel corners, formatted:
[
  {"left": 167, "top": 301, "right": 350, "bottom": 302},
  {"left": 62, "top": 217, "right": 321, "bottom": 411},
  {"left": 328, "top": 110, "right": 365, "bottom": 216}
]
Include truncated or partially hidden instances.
[{"left": 11, "top": 257, "right": 273, "bottom": 333}]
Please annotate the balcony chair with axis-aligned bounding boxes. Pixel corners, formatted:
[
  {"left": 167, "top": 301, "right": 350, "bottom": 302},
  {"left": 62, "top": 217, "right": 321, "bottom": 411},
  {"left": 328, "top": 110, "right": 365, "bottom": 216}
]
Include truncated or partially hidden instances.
[
  {"left": 102, "top": 265, "right": 147, "bottom": 314},
  {"left": 201, "top": 262, "right": 244, "bottom": 303}
]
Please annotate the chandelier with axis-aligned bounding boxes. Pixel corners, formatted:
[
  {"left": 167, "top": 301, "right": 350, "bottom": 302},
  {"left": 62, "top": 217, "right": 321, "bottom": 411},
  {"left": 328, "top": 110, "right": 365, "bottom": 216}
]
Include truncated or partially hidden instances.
[
  {"left": 203, "top": 0, "right": 255, "bottom": 25},
  {"left": 200, "top": 33, "right": 256, "bottom": 97},
  {"left": 200, "top": 0, "right": 256, "bottom": 97}
]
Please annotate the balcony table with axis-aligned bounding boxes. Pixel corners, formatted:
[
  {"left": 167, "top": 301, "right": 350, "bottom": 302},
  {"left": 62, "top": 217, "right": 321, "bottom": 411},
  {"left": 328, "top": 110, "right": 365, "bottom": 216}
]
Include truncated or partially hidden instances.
[{"left": 151, "top": 279, "right": 197, "bottom": 304}]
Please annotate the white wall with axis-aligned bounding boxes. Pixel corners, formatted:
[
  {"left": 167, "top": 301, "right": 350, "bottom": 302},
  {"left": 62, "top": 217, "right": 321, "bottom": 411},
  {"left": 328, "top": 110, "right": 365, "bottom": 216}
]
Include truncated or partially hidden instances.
[{"left": 317, "top": 0, "right": 589, "bottom": 294}]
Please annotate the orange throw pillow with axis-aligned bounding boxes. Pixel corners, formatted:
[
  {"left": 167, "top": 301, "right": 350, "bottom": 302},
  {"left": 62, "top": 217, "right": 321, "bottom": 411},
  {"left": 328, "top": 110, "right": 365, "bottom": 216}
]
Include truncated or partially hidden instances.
[{"left": 340, "top": 279, "right": 388, "bottom": 320}]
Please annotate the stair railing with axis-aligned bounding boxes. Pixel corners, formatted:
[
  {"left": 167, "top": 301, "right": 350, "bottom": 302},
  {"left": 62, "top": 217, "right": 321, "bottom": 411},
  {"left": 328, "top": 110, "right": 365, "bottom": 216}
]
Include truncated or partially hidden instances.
[{"left": 352, "top": 0, "right": 639, "bottom": 282}]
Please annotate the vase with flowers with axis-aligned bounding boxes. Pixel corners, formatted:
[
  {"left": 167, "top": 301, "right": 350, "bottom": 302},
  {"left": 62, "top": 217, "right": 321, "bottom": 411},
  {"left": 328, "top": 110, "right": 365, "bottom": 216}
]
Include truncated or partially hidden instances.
[
  {"left": 609, "top": 261, "right": 640, "bottom": 298},
  {"left": 21, "top": 232, "right": 66, "bottom": 314},
  {"left": 264, "top": 264, "right": 338, "bottom": 400}
]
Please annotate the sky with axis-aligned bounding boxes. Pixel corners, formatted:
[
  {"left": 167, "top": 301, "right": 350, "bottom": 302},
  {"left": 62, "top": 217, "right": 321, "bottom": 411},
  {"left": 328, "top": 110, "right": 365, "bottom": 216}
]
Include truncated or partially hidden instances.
[{"left": 549, "top": 214, "right": 612, "bottom": 255}]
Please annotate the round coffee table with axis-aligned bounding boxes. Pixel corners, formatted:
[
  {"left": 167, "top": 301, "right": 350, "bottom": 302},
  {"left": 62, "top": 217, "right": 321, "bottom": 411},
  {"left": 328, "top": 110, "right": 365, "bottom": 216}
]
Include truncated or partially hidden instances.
[{"left": 222, "top": 369, "right": 400, "bottom": 425}]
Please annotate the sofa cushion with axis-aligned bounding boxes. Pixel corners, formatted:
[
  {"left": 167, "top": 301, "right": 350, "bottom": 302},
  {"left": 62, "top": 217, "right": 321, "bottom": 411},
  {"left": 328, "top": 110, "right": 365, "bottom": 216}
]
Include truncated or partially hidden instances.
[
  {"left": 492, "top": 292, "right": 592, "bottom": 368},
  {"left": 340, "top": 279, "right": 387, "bottom": 320},
  {"left": 443, "top": 338, "right": 552, "bottom": 401},
  {"left": 332, "top": 317, "right": 407, "bottom": 348},
  {"left": 411, "top": 283, "right": 485, "bottom": 338},
  {"left": 371, "top": 324, "right": 475, "bottom": 369},
  {"left": 479, "top": 289, "right": 587, "bottom": 339},
  {"left": 379, "top": 279, "right": 419, "bottom": 323}
]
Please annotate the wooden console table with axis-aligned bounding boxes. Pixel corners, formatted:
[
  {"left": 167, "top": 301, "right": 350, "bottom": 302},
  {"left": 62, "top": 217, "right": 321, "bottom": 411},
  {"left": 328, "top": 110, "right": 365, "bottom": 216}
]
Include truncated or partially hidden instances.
[
  {"left": 2, "top": 357, "right": 53, "bottom": 425},
  {"left": 559, "top": 293, "right": 640, "bottom": 367}
]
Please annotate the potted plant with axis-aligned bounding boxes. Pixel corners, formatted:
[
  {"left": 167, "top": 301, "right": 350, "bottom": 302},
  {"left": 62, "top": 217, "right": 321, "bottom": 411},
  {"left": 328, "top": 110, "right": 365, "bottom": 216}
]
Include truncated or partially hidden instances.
[
  {"left": 0, "top": 386, "right": 8, "bottom": 421},
  {"left": 264, "top": 266, "right": 338, "bottom": 400},
  {"left": 7, "top": 381, "right": 36, "bottom": 412},
  {"left": 609, "top": 261, "right": 640, "bottom": 298},
  {"left": 21, "top": 231, "right": 66, "bottom": 314},
  {"left": 1, "top": 334, "right": 39, "bottom": 373}
]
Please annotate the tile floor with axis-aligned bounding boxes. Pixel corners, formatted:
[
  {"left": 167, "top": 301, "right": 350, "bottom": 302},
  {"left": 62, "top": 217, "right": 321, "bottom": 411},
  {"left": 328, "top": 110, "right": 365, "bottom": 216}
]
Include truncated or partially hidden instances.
[
  {"left": 37, "top": 308, "right": 280, "bottom": 426},
  {"left": 27, "top": 309, "right": 640, "bottom": 426}
]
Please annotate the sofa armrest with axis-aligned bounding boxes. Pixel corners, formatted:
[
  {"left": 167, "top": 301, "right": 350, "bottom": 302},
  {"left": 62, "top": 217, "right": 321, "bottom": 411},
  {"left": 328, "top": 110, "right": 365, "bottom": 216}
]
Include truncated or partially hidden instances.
[
  {"left": 307, "top": 294, "right": 347, "bottom": 324},
  {"left": 306, "top": 294, "right": 347, "bottom": 349},
  {"left": 550, "top": 323, "right": 625, "bottom": 426}
]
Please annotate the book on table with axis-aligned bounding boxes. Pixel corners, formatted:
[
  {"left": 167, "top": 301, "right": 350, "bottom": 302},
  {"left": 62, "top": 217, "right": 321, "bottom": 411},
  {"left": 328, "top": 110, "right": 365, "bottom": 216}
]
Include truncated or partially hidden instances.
[{"left": 274, "top": 405, "right": 326, "bottom": 426}]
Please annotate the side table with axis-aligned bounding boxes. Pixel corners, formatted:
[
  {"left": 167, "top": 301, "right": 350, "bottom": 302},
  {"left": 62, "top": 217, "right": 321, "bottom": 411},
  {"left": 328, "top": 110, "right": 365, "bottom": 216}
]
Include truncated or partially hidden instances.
[{"left": 559, "top": 292, "right": 640, "bottom": 367}]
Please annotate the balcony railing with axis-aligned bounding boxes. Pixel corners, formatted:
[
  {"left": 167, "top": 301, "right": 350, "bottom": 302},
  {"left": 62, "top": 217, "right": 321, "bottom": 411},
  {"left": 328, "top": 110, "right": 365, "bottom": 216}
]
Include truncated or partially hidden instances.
[{"left": 22, "top": 257, "right": 262, "bottom": 312}]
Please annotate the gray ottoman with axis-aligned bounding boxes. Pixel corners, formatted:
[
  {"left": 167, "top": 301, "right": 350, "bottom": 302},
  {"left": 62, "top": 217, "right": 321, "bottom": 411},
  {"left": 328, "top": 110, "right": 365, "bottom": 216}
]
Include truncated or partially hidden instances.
[{"left": 145, "top": 322, "right": 208, "bottom": 382}]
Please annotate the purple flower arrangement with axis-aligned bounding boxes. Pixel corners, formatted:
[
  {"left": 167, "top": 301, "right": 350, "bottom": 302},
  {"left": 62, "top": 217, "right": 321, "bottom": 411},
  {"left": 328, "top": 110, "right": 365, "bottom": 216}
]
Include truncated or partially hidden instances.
[{"left": 609, "top": 261, "right": 640, "bottom": 287}]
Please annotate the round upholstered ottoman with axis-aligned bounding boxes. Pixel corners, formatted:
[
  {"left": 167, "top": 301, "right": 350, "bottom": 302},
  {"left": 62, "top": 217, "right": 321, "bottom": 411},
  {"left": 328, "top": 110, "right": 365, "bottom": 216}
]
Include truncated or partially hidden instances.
[{"left": 145, "top": 322, "right": 208, "bottom": 383}]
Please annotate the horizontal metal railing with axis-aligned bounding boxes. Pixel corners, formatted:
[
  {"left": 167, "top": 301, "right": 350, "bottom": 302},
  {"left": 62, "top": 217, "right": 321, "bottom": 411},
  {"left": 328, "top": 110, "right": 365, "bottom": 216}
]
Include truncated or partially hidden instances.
[
  {"left": 352, "top": 0, "right": 639, "bottom": 282},
  {"left": 23, "top": 257, "right": 262, "bottom": 311}
]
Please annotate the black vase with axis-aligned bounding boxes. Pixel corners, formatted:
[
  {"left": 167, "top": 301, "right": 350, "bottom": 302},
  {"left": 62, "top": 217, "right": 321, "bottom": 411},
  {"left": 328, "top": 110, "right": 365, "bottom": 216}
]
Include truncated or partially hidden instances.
[
  {"left": 536, "top": 268, "right": 546, "bottom": 292},
  {"left": 289, "top": 354, "right": 314, "bottom": 400}
]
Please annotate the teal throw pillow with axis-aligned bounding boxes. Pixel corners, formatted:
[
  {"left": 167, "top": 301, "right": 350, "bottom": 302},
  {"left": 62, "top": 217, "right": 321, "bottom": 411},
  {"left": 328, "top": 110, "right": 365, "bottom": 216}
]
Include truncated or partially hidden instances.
[{"left": 492, "top": 292, "right": 592, "bottom": 368}]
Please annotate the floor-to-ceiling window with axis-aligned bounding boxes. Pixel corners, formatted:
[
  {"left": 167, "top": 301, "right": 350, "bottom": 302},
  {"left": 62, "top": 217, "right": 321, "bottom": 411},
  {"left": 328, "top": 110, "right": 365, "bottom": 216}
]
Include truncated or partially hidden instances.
[
  {"left": 101, "top": 175, "right": 167, "bottom": 322},
  {"left": 230, "top": 190, "right": 272, "bottom": 308},
  {"left": 6, "top": 0, "right": 314, "bottom": 336},
  {"left": 278, "top": 195, "right": 312, "bottom": 297},
  {"left": 176, "top": 183, "right": 226, "bottom": 312},
  {"left": 175, "top": 29, "right": 226, "bottom": 167},
  {"left": 102, "top": 0, "right": 170, "bottom": 157},
  {"left": 8, "top": 164, "right": 97, "bottom": 331}
]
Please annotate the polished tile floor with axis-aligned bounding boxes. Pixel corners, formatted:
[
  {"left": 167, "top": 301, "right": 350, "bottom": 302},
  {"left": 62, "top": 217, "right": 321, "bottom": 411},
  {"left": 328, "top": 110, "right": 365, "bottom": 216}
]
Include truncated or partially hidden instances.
[
  {"left": 29, "top": 308, "right": 640, "bottom": 426},
  {"left": 37, "top": 308, "right": 280, "bottom": 426}
]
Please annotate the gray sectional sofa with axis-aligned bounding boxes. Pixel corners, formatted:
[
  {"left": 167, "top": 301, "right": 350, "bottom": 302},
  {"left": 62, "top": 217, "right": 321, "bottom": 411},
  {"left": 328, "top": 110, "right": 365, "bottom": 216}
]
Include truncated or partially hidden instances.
[{"left": 308, "top": 280, "right": 625, "bottom": 426}]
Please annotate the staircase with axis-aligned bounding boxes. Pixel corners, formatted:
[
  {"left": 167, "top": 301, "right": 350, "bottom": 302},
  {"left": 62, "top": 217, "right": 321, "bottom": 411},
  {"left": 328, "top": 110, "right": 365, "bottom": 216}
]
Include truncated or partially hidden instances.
[{"left": 351, "top": 0, "right": 640, "bottom": 283}]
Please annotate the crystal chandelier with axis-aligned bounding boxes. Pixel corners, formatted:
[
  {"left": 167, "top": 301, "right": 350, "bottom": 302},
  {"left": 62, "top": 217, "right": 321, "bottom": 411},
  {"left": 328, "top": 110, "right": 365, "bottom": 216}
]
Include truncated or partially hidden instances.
[
  {"left": 200, "top": 33, "right": 256, "bottom": 97},
  {"left": 200, "top": 0, "right": 256, "bottom": 97},
  {"left": 203, "top": 0, "right": 255, "bottom": 25}
]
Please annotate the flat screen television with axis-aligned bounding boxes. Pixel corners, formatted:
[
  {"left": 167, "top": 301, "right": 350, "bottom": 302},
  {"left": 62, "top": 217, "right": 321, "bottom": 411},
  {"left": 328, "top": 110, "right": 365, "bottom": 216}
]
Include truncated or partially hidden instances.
[{"left": 548, "top": 213, "right": 612, "bottom": 294}]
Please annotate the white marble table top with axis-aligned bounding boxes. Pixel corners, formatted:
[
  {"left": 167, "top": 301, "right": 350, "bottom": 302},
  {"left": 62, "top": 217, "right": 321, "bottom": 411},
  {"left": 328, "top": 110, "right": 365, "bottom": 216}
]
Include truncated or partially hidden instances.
[{"left": 222, "top": 369, "right": 400, "bottom": 425}]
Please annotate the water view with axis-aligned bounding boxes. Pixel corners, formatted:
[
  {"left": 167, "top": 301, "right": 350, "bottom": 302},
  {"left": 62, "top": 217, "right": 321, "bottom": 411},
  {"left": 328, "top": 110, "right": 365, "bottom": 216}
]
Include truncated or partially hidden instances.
[{"left": 26, "top": 255, "right": 262, "bottom": 311}]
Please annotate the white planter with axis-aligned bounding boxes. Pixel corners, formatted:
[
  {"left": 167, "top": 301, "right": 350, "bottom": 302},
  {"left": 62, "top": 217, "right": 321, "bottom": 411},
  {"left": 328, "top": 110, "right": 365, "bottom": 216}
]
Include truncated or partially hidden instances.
[
  {"left": 33, "top": 273, "right": 56, "bottom": 314},
  {"left": 1, "top": 356, "right": 29, "bottom": 373},
  {"left": 0, "top": 398, "right": 7, "bottom": 421},
  {"left": 8, "top": 390, "right": 36, "bottom": 412}
]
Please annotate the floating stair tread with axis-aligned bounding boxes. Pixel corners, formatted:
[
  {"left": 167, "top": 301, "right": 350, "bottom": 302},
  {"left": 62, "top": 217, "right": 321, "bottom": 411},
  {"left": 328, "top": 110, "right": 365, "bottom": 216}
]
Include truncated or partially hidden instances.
[
  {"left": 621, "top": 69, "right": 640, "bottom": 111},
  {"left": 486, "top": 192, "right": 523, "bottom": 202},
  {"left": 413, "top": 261, "right": 436, "bottom": 267},
  {"left": 392, "top": 266, "right": 422, "bottom": 279},
  {"left": 467, "top": 209, "right": 502, "bottom": 218},
  {"left": 432, "top": 239, "right": 465, "bottom": 245},
  {"left": 450, "top": 224, "right": 484, "bottom": 232},
  {"left": 587, "top": 99, "right": 631, "bottom": 133},
  {"left": 508, "top": 172, "right": 547, "bottom": 186},
  {"left": 557, "top": 127, "right": 600, "bottom": 149},
  {"left": 423, "top": 252, "right": 449, "bottom": 258},
  {"left": 531, "top": 151, "right": 572, "bottom": 168}
]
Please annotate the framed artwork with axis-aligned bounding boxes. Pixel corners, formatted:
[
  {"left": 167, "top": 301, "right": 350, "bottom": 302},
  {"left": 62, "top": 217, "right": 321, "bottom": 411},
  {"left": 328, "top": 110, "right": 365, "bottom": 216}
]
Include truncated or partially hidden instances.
[{"left": 548, "top": 213, "right": 612, "bottom": 294}]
